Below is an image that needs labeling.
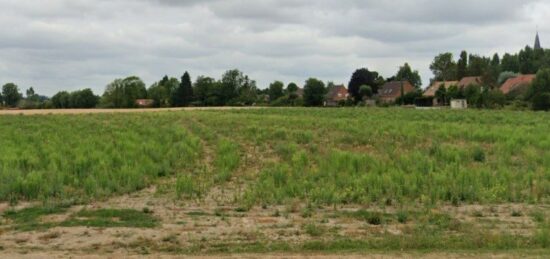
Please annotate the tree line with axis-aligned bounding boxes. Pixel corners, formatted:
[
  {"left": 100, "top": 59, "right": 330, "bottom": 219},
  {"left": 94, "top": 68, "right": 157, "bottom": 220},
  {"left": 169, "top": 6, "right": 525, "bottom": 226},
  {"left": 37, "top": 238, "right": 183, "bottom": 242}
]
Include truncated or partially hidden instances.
[{"left": 1, "top": 44, "right": 549, "bottom": 111}]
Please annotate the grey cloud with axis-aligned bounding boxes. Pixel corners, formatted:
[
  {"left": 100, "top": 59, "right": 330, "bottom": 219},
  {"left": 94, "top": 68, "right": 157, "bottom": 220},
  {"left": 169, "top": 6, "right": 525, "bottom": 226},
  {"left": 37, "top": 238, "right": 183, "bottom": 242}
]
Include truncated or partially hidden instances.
[{"left": 0, "top": 0, "right": 547, "bottom": 96}]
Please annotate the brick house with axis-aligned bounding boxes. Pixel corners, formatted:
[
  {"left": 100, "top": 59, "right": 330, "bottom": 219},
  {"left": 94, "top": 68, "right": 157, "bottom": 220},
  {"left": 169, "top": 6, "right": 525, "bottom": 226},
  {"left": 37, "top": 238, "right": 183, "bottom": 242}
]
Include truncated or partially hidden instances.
[
  {"left": 424, "top": 81, "right": 458, "bottom": 106},
  {"left": 458, "top": 76, "right": 482, "bottom": 89},
  {"left": 325, "top": 85, "right": 349, "bottom": 106},
  {"left": 424, "top": 81, "right": 458, "bottom": 97},
  {"left": 378, "top": 81, "right": 415, "bottom": 103},
  {"left": 500, "top": 74, "right": 536, "bottom": 95}
]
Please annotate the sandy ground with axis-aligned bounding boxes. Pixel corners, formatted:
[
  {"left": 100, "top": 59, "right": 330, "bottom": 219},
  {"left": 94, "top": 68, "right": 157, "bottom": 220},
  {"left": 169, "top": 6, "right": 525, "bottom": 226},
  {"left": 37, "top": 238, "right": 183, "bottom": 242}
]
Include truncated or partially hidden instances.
[{"left": 0, "top": 107, "right": 262, "bottom": 116}]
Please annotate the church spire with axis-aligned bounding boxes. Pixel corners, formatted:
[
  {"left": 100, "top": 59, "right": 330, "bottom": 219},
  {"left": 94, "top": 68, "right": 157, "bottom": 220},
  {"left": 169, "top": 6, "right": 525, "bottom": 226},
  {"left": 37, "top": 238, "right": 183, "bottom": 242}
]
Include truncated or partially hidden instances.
[{"left": 534, "top": 31, "right": 542, "bottom": 50}]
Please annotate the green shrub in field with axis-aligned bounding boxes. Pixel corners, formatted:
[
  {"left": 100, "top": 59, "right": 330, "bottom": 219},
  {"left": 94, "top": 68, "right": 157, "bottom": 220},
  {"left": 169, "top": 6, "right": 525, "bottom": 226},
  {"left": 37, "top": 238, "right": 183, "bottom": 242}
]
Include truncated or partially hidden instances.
[
  {"left": 397, "top": 211, "right": 409, "bottom": 223},
  {"left": 472, "top": 146, "right": 486, "bottom": 162},
  {"left": 531, "top": 210, "right": 546, "bottom": 223}
]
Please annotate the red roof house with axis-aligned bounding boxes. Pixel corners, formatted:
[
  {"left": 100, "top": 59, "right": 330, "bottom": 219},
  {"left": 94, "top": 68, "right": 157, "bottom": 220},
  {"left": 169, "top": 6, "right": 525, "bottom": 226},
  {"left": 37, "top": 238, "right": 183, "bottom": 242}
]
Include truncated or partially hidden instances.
[
  {"left": 458, "top": 76, "right": 482, "bottom": 89},
  {"left": 378, "top": 81, "right": 415, "bottom": 103},
  {"left": 325, "top": 85, "right": 349, "bottom": 106},
  {"left": 424, "top": 81, "right": 458, "bottom": 97},
  {"left": 500, "top": 75, "right": 536, "bottom": 94}
]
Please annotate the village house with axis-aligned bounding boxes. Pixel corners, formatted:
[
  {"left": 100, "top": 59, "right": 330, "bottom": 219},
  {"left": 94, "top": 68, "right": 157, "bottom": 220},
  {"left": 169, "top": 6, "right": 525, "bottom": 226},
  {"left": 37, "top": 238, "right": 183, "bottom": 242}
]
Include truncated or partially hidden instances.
[
  {"left": 457, "top": 76, "right": 482, "bottom": 89},
  {"left": 424, "top": 81, "right": 458, "bottom": 97},
  {"left": 500, "top": 74, "right": 536, "bottom": 95},
  {"left": 377, "top": 81, "right": 415, "bottom": 103},
  {"left": 424, "top": 81, "right": 458, "bottom": 106},
  {"left": 294, "top": 88, "right": 305, "bottom": 99},
  {"left": 324, "top": 85, "right": 349, "bottom": 106}
]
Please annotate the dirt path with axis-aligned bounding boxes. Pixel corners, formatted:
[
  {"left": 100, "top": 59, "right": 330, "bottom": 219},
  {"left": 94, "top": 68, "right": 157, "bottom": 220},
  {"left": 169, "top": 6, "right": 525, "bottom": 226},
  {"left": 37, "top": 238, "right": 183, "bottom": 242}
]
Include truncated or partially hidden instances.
[{"left": 0, "top": 107, "right": 263, "bottom": 116}]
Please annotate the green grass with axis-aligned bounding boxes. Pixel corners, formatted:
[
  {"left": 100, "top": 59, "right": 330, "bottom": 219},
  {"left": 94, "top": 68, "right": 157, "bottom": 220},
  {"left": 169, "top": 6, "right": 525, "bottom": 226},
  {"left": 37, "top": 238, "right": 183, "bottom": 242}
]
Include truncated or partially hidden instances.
[
  {"left": 61, "top": 209, "right": 159, "bottom": 228},
  {"left": 194, "top": 108, "right": 550, "bottom": 206},
  {"left": 3, "top": 206, "right": 158, "bottom": 231},
  {"left": 2, "top": 107, "right": 549, "bottom": 207},
  {"left": 0, "top": 113, "right": 201, "bottom": 202},
  {"left": 3, "top": 205, "right": 69, "bottom": 231},
  {"left": 3, "top": 108, "right": 548, "bottom": 205}
]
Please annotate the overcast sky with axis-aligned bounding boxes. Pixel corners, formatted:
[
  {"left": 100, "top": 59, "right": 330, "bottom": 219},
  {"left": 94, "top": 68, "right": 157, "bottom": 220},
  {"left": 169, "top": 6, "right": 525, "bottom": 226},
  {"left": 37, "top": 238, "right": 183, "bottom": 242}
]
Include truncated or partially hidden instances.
[{"left": 0, "top": 0, "right": 547, "bottom": 96}]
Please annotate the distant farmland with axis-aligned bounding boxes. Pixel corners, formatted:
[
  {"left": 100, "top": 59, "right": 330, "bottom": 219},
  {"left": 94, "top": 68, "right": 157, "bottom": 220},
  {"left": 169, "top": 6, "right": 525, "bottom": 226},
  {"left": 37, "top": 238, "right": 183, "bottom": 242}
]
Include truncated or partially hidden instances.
[{"left": 0, "top": 108, "right": 549, "bottom": 256}]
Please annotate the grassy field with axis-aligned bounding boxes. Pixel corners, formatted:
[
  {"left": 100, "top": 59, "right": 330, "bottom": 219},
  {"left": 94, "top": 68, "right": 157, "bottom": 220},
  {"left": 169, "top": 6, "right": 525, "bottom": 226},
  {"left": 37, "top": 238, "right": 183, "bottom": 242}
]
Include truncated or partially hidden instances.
[{"left": 0, "top": 108, "right": 549, "bottom": 256}]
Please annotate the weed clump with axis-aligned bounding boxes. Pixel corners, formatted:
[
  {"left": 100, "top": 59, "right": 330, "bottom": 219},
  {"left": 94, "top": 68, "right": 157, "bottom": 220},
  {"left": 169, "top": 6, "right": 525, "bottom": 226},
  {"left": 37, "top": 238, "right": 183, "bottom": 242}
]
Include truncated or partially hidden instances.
[
  {"left": 472, "top": 146, "right": 486, "bottom": 162},
  {"left": 397, "top": 211, "right": 409, "bottom": 223},
  {"left": 304, "top": 223, "right": 325, "bottom": 237},
  {"left": 531, "top": 210, "right": 546, "bottom": 223},
  {"left": 511, "top": 210, "right": 523, "bottom": 217}
]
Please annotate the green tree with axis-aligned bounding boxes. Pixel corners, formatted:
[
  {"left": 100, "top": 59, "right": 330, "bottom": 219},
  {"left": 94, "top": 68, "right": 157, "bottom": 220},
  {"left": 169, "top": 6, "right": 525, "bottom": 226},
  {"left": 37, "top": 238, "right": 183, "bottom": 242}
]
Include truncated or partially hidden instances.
[
  {"left": 457, "top": 51, "right": 468, "bottom": 80},
  {"left": 359, "top": 85, "right": 373, "bottom": 99},
  {"left": 519, "top": 46, "right": 536, "bottom": 74},
  {"left": 348, "top": 68, "right": 384, "bottom": 102},
  {"left": 173, "top": 72, "right": 193, "bottom": 107},
  {"left": 26, "top": 87, "right": 39, "bottom": 101},
  {"left": 268, "top": 81, "right": 285, "bottom": 102},
  {"left": 287, "top": 82, "right": 301, "bottom": 105},
  {"left": 532, "top": 93, "right": 550, "bottom": 111},
  {"left": 303, "top": 78, "right": 326, "bottom": 106},
  {"left": 483, "top": 89, "right": 506, "bottom": 108},
  {"left": 463, "top": 84, "right": 482, "bottom": 108},
  {"left": 193, "top": 76, "right": 219, "bottom": 106},
  {"left": 69, "top": 89, "right": 99, "bottom": 108},
  {"left": 435, "top": 84, "right": 448, "bottom": 105},
  {"left": 51, "top": 91, "right": 71, "bottom": 108},
  {"left": 19, "top": 87, "right": 42, "bottom": 109},
  {"left": 395, "top": 63, "right": 422, "bottom": 89},
  {"left": 501, "top": 53, "right": 520, "bottom": 73},
  {"left": 485, "top": 53, "right": 502, "bottom": 87},
  {"left": 237, "top": 75, "right": 257, "bottom": 105},
  {"left": 102, "top": 76, "right": 147, "bottom": 108},
  {"left": 529, "top": 68, "right": 550, "bottom": 111},
  {"left": 2, "top": 83, "right": 22, "bottom": 107},
  {"left": 396, "top": 90, "right": 422, "bottom": 105},
  {"left": 530, "top": 68, "right": 550, "bottom": 93},
  {"left": 148, "top": 82, "right": 168, "bottom": 107},
  {"left": 467, "top": 54, "right": 490, "bottom": 77},
  {"left": 218, "top": 69, "right": 256, "bottom": 105},
  {"left": 447, "top": 84, "right": 463, "bottom": 100},
  {"left": 287, "top": 82, "right": 298, "bottom": 94},
  {"left": 220, "top": 69, "right": 244, "bottom": 105},
  {"left": 430, "top": 53, "right": 457, "bottom": 81},
  {"left": 148, "top": 76, "right": 179, "bottom": 107}
]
